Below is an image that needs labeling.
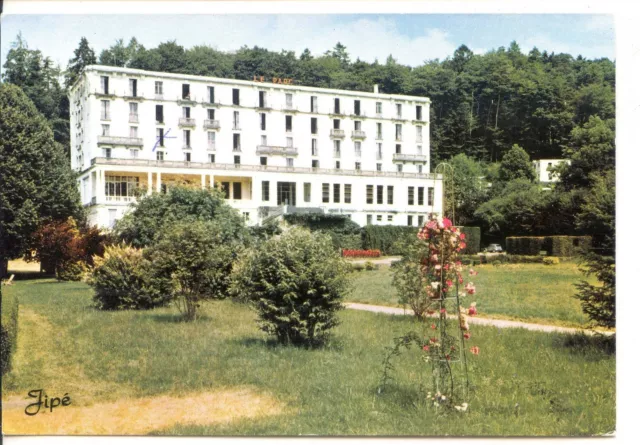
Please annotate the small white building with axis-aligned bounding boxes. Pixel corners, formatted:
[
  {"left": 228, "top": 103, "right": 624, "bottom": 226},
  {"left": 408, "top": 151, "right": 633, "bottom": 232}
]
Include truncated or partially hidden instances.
[
  {"left": 69, "top": 65, "right": 443, "bottom": 228},
  {"left": 532, "top": 159, "right": 571, "bottom": 183}
]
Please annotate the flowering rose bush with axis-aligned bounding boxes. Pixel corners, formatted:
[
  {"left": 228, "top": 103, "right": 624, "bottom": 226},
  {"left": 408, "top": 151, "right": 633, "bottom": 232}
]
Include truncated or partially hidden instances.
[
  {"left": 341, "top": 249, "right": 381, "bottom": 258},
  {"left": 381, "top": 214, "right": 481, "bottom": 412}
]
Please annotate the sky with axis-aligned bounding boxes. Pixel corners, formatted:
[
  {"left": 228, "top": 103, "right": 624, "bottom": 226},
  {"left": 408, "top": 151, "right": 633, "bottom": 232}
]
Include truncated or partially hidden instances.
[{"left": 0, "top": 13, "right": 614, "bottom": 75}]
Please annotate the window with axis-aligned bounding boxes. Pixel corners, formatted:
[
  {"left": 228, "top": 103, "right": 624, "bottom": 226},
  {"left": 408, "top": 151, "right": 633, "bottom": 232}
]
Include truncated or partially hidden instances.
[
  {"left": 312, "top": 160, "right": 320, "bottom": 168},
  {"left": 182, "top": 84, "right": 190, "bottom": 100},
  {"left": 129, "top": 79, "right": 137, "bottom": 97},
  {"left": 184, "top": 152, "right": 191, "bottom": 162},
  {"left": 334, "top": 140, "right": 341, "bottom": 157},
  {"left": 396, "top": 103, "right": 402, "bottom": 118},
  {"left": 408, "top": 215, "right": 413, "bottom": 226},
  {"left": 156, "top": 151, "right": 163, "bottom": 161},
  {"left": 285, "top": 93, "right": 293, "bottom": 107},
  {"left": 259, "top": 91, "right": 267, "bottom": 108},
  {"left": 416, "top": 126, "right": 423, "bottom": 142},
  {"left": 333, "top": 119, "right": 340, "bottom": 129},
  {"left": 334, "top": 98, "right": 341, "bottom": 114},
  {"left": 416, "top": 105, "right": 423, "bottom": 121},
  {"left": 387, "top": 186, "right": 394, "bottom": 204},
  {"left": 335, "top": 161, "right": 341, "bottom": 169},
  {"left": 397, "top": 164, "right": 403, "bottom": 172},
  {"left": 395, "top": 124, "right": 402, "bottom": 141},
  {"left": 286, "top": 137, "right": 293, "bottom": 148},
  {"left": 388, "top": 215, "right": 393, "bottom": 222},
  {"left": 243, "top": 212, "right": 250, "bottom": 222},
  {"left": 102, "top": 124, "right": 110, "bottom": 136},
  {"left": 154, "top": 81, "right": 163, "bottom": 96},
  {"left": 418, "top": 215, "right": 424, "bottom": 226},
  {"left": 377, "top": 215, "right": 382, "bottom": 222},
  {"left": 100, "top": 76, "right": 109, "bottom": 94},
  {"left": 233, "top": 111, "right": 240, "bottom": 130},
  {"left": 354, "top": 100, "right": 361, "bottom": 116},
  {"left": 286, "top": 115, "right": 292, "bottom": 132},
  {"left": 376, "top": 102, "right": 382, "bottom": 115},
  {"left": 261, "top": 135, "right": 267, "bottom": 146},
  {"left": 129, "top": 102, "right": 138, "bottom": 122},
  {"left": 156, "top": 128, "right": 164, "bottom": 147},
  {"left": 311, "top": 96, "right": 318, "bottom": 113},
  {"left": 418, "top": 187, "right": 425, "bottom": 205},
  {"left": 234, "top": 155, "right": 241, "bottom": 165},
  {"left": 155, "top": 105, "right": 164, "bottom": 123},
  {"left": 286, "top": 158, "right": 294, "bottom": 167},
  {"left": 396, "top": 144, "right": 402, "bottom": 154},
  {"left": 355, "top": 162, "right": 361, "bottom": 171},
  {"left": 220, "top": 182, "right": 230, "bottom": 199},
  {"left": 262, "top": 181, "right": 270, "bottom": 201},
  {"left": 366, "top": 185, "right": 374, "bottom": 204},
  {"left": 311, "top": 138, "right": 318, "bottom": 156},
  {"left": 260, "top": 113, "right": 266, "bottom": 131},
  {"left": 417, "top": 144, "right": 422, "bottom": 154},
  {"left": 105, "top": 148, "right": 112, "bottom": 158},
  {"left": 208, "top": 131, "right": 216, "bottom": 147},
  {"left": 428, "top": 187, "right": 434, "bottom": 206},
  {"left": 408, "top": 187, "right": 415, "bottom": 205},
  {"left": 311, "top": 117, "right": 318, "bottom": 134},
  {"left": 260, "top": 156, "right": 267, "bottom": 166},
  {"left": 105, "top": 175, "right": 139, "bottom": 200},
  {"left": 376, "top": 123, "right": 383, "bottom": 139},
  {"left": 233, "top": 182, "right": 242, "bottom": 199},
  {"left": 129, "top": 126, "right": 138, "bottom": 138},
  {"left": 344, "top": 184, "right": 352, "bottom": 203},
  {"left": 209, "top": 154, "right": 215, "bottom": 163},
  {"left": 130, "top": 149, "right": 138, "bottom": 159},
  {"left": 232, "top": 88, "right": 240, "bottom": 105},
  {"left": 233, "top": 134, "right": 241, "bottom": 151},
  {"left": 322, "top": 183, "right": 330, "bottom": 203},
  {"left": 304, "top": 183, "right": 311, "bottom": 202},
  {"left": 183, "top": 130, "right": 191, "bottom": 148},
  {"left": 367, "top": 214, "right": 373, "bottom": 225},
  {"left": 333, "top": 184, "right": 340, "bottom": 203},
  {"left": 377, "top": 185, "right": 384, "bottom": 204},
  {"left": 354, "top": 141, "right": 362, "bottom": 157},
  {"left": 418, "top": 165, "right": 423, "bottom": 173},
  {"left": 182, "top": 106, "right": 191, "bottom": 118},
  {"left": 207, "top": 86, "right": 215, "bottom": 104},
  {"left": 376, "top": 163, "right": 382, "bottom": 171},
  {"left": 100, "top": 100, "right": 110, "bottom": 120},
  {"left": 354, "top": 121, "right": 362, "bottom": 131}
]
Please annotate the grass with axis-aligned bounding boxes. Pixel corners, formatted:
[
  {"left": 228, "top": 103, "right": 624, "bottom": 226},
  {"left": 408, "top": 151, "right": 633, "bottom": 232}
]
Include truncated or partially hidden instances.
[
  {"left": 2, "top": 279, "right": 615, "bottom": 436},
  {"left": 347, "top": 262, "right": 596, "bottom": 328}
]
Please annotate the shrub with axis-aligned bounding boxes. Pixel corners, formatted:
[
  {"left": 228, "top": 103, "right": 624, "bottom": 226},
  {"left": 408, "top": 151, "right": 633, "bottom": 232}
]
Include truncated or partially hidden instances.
[
  {"left": 459, "top": 226, "right": 481, "bottom": 254},
  {"left": 231, "top": 227, "right": 349, "bottom": 346},
  {"left": 392, "top": 243, "right": 433, "bottom": 319},
  {"left": 88, "top": 244, "right": 172, "bottom": 310},
  {"left": 1, "top": 289, "right": 19, "bottom": 375},
  {"left": 364, "top": 261, "right": 378, "bottom": 271},
  {"left": 146, "top": 220, "right": 239, "bottom": 321},
  {"left": 505, "top": 236, "right": 546, "bottom": 255},
  {"left": 284, "top": 213, "right": 362, "bottom": 250},
  {"left": 575, "top": 252, "right": 615, "bottom": 329},
  {"left": 546, "top": 236, "right": 592, "bottom": 257},
  {"left": 361, "top": 225, "right": 418, "bottom": 255},
  {"left": 543, "top": 257, "right": 560, "bottom": 266},
  {"left": 342, "top": 249, "right": 381, "bottom": 258}
]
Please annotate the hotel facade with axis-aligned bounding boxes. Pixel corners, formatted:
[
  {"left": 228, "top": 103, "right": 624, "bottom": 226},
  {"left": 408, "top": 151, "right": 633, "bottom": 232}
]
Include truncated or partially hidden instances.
[{"left": 69, "top": 65, "right": 443, "bottom": 228}]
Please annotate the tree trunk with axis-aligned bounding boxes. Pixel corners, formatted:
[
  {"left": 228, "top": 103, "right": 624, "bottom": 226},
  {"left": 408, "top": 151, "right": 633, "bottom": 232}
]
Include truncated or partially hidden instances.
[
  {"left": 495, "top": 94, "right": 501, "bottom": 130},
  {"left": 0, "top": 258, "right": 8, "bottom": 279}
]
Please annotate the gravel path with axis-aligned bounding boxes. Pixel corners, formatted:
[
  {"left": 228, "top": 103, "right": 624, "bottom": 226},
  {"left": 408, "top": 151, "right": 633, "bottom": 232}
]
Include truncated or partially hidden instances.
[
  {"left": 344, "top": 302, "right": 614, "bottom": 336},
  {"left": 345, "top": 256, "right": 402, "bottom": 265}
]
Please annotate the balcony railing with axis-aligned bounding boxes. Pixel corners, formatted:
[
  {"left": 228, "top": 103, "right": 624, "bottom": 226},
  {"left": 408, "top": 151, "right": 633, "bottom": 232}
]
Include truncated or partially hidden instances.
[
  {"left": 203, "top": 119, "right": 220, "bottom": 130},
  {"left": 256, "top": 145, "right": 299, "bottom": 156},
  {"left": 97, "top": 135, "right": 143, "bottom": 147},
  {"left": 89, "top": 157, "right": 441, "bottom": 180},
  {"left": 351, "top": 130, "right": 366, "bottom": 139},
  {"left": 179, "top": 117, "right": 196, "bottom": 127},
  {"left": 330, "top": 129, "right": 345, "bottom": 138},
  {"left": 233, "top": 124, "right": 241, "bottom": 131},
  {"left": 283, "top": 103, "right": 297, "bottom": 112},
  {"left": 392, "top": 153, "right": 428, "bottom": 162},
  {"left": 124, "top": 92, "right": 142, "bottom": 101},
  {"left": 376, "top": 133, "right": 383, "bottom": 140},
  {"left": 350, "top": 112, "right": 367, "bottom": 118},
  {"left": 395, "top": 135, "right": 403, "bottom": 142},
  {"left": 177, "top": 96, "right": 197, "bottom": 105},
  {"left": 129, "top": 113, "right": 139, "bottom": 123},
  {"left": 354, "top": 150, "right": 362, "bottom": 158}
]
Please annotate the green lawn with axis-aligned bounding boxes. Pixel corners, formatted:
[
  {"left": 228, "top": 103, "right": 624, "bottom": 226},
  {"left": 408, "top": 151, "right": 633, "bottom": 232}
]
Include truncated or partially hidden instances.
[
  {"left": 2, "top": 279, "right": 614, "bottom": 436},
  {"left": 347, "top": 262, "right": 596, "bottom": 328}
]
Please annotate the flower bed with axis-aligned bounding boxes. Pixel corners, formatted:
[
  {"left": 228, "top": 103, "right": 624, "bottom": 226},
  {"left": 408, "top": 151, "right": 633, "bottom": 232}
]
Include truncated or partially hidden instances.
[{"left": 342, "top": 249, "right": 381, "bottom": 258}]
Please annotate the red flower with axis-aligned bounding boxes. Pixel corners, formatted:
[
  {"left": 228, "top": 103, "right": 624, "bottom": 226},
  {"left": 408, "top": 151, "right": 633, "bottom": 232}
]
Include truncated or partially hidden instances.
[
  {"left": 440, "top": 308, "right": 447, "bottom": 314},
  {"left": 470, "top": 346, "right": 480, "bottom": 355},
  {"left": 446, "top": 279, "right": 453, "bottom": 287},
  {"left": 422, "top": 345, "right": 430, "bottom": 351},
  {"left": 429, "top": 337, "right": 438, "bottom": 344},
  {"left": 459, "top": 241, "right": 467, "bottom": 250},
  {"left": 460, "top": 233, "right": 466, "bottom": 240},
  {"left": 442, "top": 218, "right": 452, "bottom": 228},
  {"left": 446, "top": 354, "right": 451, "bottom": 360},
  {"left": 431, "top": 324, "right": 437, "bottom": 330},
  {"left": 464, "top": 332, "right": 471, "bottom": 339},
  {"left": 468, "top": 305, "right": 477, "bottom": 316}
]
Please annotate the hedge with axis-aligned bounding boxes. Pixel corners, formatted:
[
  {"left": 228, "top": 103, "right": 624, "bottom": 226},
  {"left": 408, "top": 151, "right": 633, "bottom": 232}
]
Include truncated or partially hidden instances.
[
  {"left": 506, "top": 236, "right": 592, "bottom": 257},
  {"left": 1, "top": 289, "right": 19, "bottom": 375},
  {"left": 459, "top": 226, "right": 481, "bottom": 254},
  {"left": 361, "top": 225, "right": 418, "bottom": 255},
  {"left": 460, "top": 254, "right": 545, "bottom": 265},
  {"left": 284, "top": 214, "right": 362, "bottom": 250}
]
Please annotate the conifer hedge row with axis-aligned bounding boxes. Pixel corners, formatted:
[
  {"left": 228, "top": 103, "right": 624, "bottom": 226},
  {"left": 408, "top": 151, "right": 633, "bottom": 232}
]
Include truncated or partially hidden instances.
[{"left": 506, "top": 236, "right": 592, "bottom": 257}]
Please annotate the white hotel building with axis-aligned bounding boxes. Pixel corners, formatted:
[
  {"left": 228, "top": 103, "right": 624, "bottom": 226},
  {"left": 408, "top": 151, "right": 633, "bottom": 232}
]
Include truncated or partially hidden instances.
[{"left": 69, "top": 66, "right": 443, "bottom": 228}]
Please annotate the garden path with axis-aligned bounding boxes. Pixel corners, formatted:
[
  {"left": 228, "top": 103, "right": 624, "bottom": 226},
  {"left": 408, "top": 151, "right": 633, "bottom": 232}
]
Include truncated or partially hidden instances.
[{"left": 344, "top": 302, "right": 615, "bottom": 336}]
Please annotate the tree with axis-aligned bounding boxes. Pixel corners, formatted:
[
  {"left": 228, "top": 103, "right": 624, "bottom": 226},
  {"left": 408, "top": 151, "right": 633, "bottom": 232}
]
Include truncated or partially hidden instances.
[
  {"left": 0, "top": 84, "right": 82, "bottom": 277},
  {"left": 114, "top": 186, "right": 248, "bottom": 248},
  {"left": 497, "top": 144, "right": 536, "bottom": 183},
  {"left": 448, "top": 154, "right": 489, "bottom": 225},
  {"left": 146, "top": 220, "right": 238, "bottom": 321},
  {"left": 231, "top": 228, "right": 350, "bottom": 346},
  {"left": 65, "top": 37, "right": 97, "bottom": 88}
]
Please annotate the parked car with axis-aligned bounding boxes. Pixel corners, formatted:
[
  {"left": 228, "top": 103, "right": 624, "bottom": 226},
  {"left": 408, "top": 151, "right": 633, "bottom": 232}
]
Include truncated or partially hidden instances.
[{"left": 485, "top": 244, "right": 503, "bottom": 253}]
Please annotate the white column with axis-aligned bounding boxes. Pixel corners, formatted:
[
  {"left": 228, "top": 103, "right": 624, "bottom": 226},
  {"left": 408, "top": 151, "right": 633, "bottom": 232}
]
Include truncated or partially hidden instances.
[
  {"left": 209, "top": 174, "right": 214, "bottom": 188},
  {"left": 201, "top": 173, "right": 205, "bottom": 189},
  {"left": 156, "top": 172, "right": 162, "bottom": 193},
  {"left": 97, "top": 169, "right": 105, "bottom": 203},
  {"left": 147, "top": 171, "right": 153, "bottom": 195}
]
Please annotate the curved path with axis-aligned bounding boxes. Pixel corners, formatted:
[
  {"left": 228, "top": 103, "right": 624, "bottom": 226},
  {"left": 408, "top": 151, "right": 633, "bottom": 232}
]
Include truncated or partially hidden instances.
[{"left": 344, "top": 302, "right": 615, "bottom": 336}]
